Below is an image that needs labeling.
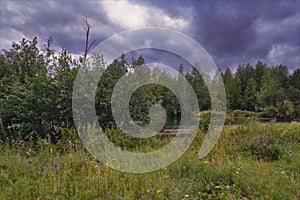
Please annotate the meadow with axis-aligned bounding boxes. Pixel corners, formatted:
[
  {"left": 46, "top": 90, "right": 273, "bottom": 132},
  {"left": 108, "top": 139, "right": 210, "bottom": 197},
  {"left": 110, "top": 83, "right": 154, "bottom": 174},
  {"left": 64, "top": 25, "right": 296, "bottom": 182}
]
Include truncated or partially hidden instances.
[{"left": 0, "top": 122, "right": 299, "bottom": 200}]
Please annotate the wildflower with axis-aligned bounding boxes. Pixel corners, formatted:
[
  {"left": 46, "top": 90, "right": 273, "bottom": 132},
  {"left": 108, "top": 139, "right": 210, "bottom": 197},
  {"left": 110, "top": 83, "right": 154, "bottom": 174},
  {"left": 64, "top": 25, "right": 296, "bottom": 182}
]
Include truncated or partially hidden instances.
[
  {"left": 156, "top": 189, "right": 163, "bottom": 194},
  {"left": 184, "top": 194, "right": 190, "bottom": 198},
  {"left": 17, "top": 140, "right": 24, "bottom": 148},
  {"left": 204, "top": 161, "right": 209, "bottom": 164},
  {"left": 28, "top": 160, "right": 32, "bottom": 165},
  {"left": 245, "top": 187, "right": 249, "bottom": 193},
  {"left": 197, "top": 191, "right": 201, "bottom": 196},
  {"left": 147, "top": 188, "right": 154, "bottom": 193},
  {"left": 237, "top": 167, "right": 241, "bottom": 171},
  {"left": 27, "top": 149, "right": 33, "bottom": 156},
  {"left": 40, "top": 167, "right": 44, "bottom": 172},
  {"left": 258, "top": 139, "right": 264, "bottom": 143},
  {"left": 54, "top": 163, "right": 58, "bottom": 169},
  {"left": 235, "top": 171, "right": 239, "bottom": 175},
  {"left": 66, "top": 143, "right": 73, "bottom": 148},
  {"left": 286, "top": 147, "right": 291, "bottom": 151}
]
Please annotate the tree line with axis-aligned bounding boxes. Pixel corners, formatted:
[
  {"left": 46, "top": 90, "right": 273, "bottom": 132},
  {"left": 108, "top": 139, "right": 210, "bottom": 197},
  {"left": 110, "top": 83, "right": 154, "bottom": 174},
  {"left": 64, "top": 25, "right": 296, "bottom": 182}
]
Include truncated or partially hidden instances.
[{"left": 0, "top": 37, "right": 299, "bottom": 141}]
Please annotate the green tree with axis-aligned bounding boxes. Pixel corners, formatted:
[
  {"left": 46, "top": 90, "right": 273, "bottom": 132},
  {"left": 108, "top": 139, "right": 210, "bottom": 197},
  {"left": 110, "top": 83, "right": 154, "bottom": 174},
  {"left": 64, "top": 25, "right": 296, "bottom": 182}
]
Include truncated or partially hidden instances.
[
  {"left": 257, "top": 69, "right": 285, "bottom": 109},
  {"left": 244, "top": 77, "right": 257, "bottom": 111},
  {"left": 222, "top": 67, "right": 241, "bottom": 110}
]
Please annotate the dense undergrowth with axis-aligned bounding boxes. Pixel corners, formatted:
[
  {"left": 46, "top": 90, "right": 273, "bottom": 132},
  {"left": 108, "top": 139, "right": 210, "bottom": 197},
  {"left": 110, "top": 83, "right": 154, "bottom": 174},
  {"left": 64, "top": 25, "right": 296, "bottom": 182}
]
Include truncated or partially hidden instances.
[{"left": 0, "top": 123, "right": 299, "bottom": 199}]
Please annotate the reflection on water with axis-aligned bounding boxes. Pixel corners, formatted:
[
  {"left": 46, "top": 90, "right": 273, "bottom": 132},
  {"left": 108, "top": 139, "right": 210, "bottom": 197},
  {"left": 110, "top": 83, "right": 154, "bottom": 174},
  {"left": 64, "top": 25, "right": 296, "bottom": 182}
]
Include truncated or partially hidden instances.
[{"left": 162, "top": 118, "right": 181, "bottom": 131}]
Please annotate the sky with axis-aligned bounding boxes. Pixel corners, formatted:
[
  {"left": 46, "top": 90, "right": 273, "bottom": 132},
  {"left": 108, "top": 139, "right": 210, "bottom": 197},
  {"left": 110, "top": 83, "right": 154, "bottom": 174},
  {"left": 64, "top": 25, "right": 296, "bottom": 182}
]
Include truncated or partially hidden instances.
[{"left": 0, "top": 0, "right": 299, "bottom": 72}]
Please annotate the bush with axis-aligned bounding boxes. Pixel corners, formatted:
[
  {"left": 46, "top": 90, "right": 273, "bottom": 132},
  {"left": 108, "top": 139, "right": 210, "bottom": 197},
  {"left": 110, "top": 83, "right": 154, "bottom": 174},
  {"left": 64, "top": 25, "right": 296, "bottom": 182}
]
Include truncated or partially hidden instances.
[
  {"left": 258, "top": 106, "right": 278, "bottom": 122},
  {"left": 199, "top": 111, "right": 211, "bottom": 132},
  {"left": 226, "top": 110, "right": 257, "bottom": 125},
  {"left": 234, "top": 126, "right": 283, "bottom": 161}
]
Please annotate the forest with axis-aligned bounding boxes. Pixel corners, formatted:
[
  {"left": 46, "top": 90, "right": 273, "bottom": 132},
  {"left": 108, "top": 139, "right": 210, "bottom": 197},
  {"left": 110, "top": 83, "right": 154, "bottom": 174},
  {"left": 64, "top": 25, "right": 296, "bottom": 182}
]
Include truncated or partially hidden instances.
[{"left": 0, "top": 36, "right": 299, "bottom": 141}]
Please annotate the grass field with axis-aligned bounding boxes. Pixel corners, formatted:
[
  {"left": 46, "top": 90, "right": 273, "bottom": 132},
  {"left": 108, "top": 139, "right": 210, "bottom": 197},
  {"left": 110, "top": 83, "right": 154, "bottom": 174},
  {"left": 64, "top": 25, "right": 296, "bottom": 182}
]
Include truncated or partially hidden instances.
[{"left": 0, "top": 123, "right": 299, "bottom": 199}]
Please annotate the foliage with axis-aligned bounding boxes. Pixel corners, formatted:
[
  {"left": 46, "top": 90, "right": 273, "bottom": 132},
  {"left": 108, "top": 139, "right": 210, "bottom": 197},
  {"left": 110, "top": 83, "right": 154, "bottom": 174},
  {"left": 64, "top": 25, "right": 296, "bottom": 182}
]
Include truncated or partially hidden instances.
[
  {"left": 0, "top": 123, "right": 299, "bottom": 199},
  {"left": 0, "top": 36, "right": 299, "bottom": 144}
]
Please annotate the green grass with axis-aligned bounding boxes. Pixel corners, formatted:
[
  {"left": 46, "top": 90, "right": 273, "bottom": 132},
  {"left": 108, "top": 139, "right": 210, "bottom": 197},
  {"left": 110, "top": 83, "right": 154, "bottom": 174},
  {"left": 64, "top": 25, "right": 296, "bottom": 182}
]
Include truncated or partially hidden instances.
[{"left": 0, "top": 123, "right": 299, "bottom": 199}]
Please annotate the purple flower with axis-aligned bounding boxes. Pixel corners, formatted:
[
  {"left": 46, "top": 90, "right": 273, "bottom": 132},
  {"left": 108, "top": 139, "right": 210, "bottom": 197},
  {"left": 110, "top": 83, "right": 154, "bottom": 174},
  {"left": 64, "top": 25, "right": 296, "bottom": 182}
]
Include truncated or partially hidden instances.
[
  {"left": 54, "top": 163, "right": 58, "bottom": 169},
  {"left": 258, "top": 139, "right": 264, "bottom": 143},
  {"left": 28, "top": 160, "right": 32, "bottom": 165},
  {"left": 149, "top": 188, "right": 154, "bottom": 193},
  {"left": 245, "top": 187, "right": 249, "bottom": 193},
  {"left": 45, "top": 164, "right": 49, "bottom": 167},
  {"left": 286, "top": 147, "right": 291, "bottom": 151},
  {"left": 17, "top": 140, "right": 24, "bottom": 148},
  {"left": 27, "top": 149, "right": 33, "bottom": 155},
  {"left": 40, "top": 167, "right": 44, "bottom": 172}
]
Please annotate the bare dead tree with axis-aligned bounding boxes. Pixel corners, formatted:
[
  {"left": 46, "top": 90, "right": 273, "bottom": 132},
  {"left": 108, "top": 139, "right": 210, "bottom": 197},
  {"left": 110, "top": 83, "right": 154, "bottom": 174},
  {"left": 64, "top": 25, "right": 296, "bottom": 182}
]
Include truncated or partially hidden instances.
[{"left": 83, "top": 16, "right": 96, "bottom": 60}]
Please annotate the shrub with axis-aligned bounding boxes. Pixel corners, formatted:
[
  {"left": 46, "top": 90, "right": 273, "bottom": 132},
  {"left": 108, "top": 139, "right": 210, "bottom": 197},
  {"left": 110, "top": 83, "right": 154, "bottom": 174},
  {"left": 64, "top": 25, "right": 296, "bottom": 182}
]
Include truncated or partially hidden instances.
[{"left": 226, "top": 110, "right": 257, "bottom": 125}]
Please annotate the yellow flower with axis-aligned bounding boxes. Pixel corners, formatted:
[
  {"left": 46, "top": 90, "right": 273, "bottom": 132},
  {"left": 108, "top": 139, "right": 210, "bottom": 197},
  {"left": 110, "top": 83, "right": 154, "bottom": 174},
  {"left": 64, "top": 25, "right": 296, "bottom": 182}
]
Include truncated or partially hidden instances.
[
  {"left": 237, "top": 167, "right": 241, "bottom": 171},
  {"left": 204, "top": 161, "right": 209, "bottom": 164},
  {"left": 197, "top": 191, "right": 201, "bottom": 195},
  {"left": 235, "top": 171, "right": 239, "bottom": 175},
  {"left": 156, "top": 189, "right": 163, "bottom": 194}
]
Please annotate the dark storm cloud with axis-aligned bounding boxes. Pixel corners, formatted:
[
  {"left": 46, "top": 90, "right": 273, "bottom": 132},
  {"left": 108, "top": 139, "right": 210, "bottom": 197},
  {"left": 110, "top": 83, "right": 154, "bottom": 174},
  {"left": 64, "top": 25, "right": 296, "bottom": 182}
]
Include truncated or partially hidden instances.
[
  {"left": 0, "top": 1, "right": 113, "bottom": 54},
  {"left": 188, "top": 0, "right": 300, "bottom": 69},
  {"left": 0, "top": 0, "right": 299, "bottom": 70}
]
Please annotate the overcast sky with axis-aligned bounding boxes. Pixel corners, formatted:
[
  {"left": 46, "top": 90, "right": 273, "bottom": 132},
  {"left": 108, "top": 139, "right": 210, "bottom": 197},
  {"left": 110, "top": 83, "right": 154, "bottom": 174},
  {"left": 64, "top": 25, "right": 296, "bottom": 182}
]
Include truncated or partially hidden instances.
[{"left": 0, "top": 0, "right": 299, "bottom": 71}]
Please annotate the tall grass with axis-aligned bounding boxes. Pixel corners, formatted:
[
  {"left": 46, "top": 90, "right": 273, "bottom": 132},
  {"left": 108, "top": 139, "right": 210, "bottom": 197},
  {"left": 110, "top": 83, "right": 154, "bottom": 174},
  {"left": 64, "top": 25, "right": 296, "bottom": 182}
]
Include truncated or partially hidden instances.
[{"left": 0, "top": 123, "right": 299, "bottom": 199}]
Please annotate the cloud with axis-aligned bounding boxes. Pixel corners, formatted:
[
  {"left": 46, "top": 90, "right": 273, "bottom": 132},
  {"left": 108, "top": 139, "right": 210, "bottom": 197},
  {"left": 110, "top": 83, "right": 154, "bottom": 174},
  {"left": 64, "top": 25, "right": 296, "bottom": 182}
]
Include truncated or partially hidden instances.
[
  {"left": 266, "top": 43, "right": 300, "bottom": 66},
  {"left": 0, "top": 28, "right": 26, "bottom": 50},
  {"left": 0, "top": 0, "right": 299, "bottom": 70},
  {"left": 101, "top": 0, "right": 190, "bottom": 30},
  {"left": 102, "top": 1, "right": 150, "bottom": 29},
  {"left": 189, "top": 0, "right": 300, "bottom": 69},
  {"left": 0, "top": 1, "right": 111, "bottom": 52}
]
